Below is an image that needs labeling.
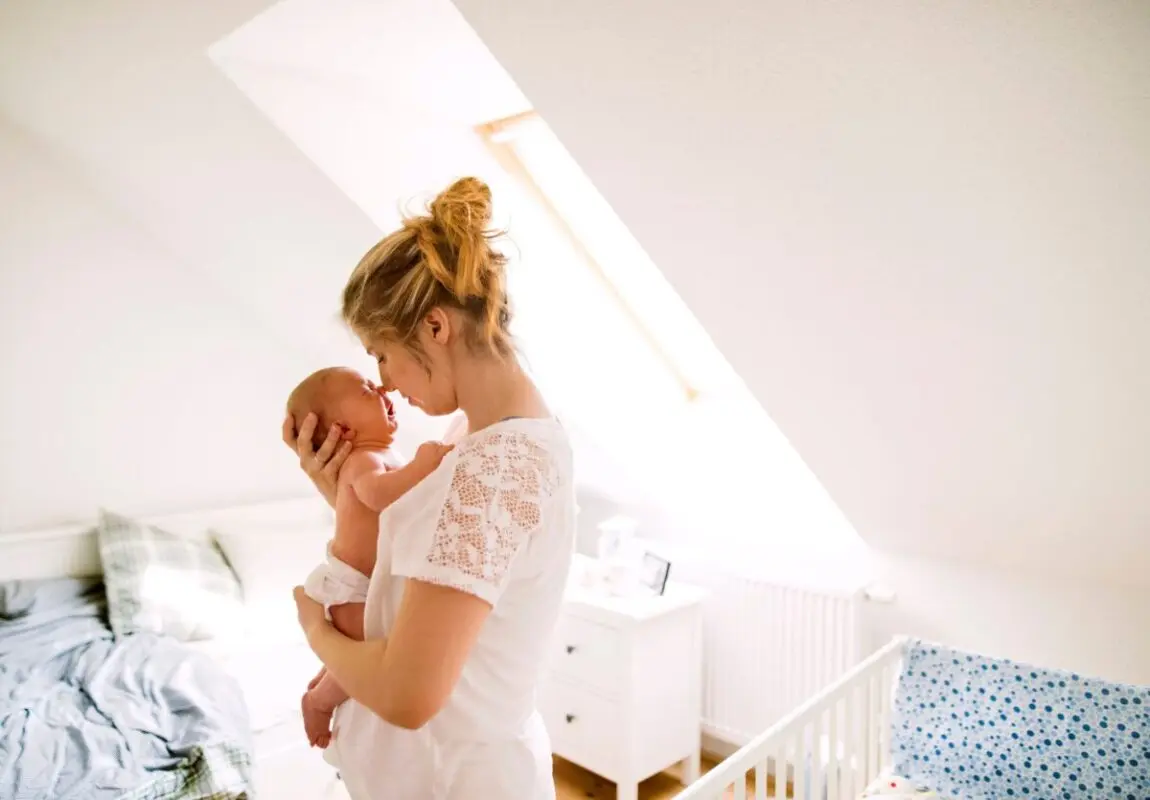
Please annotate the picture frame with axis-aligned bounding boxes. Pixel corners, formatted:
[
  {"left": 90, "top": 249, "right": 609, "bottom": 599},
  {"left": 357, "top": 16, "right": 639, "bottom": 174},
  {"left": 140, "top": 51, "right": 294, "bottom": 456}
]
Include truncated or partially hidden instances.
[{"left": 639, "top": 551, "right": 671, "bottom": 596}]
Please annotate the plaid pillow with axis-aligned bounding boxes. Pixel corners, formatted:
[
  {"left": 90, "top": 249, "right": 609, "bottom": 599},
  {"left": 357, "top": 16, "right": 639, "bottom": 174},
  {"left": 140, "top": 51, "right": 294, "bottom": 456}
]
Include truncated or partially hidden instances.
[{"left": 98, "top": 510, "right": 244, "bottom": 641}]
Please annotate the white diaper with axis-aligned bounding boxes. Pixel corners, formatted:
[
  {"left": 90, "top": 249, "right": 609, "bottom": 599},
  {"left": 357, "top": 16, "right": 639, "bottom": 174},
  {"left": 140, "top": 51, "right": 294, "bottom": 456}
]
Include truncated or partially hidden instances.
[{"left": 303, "top": 546, "right": 370, "bottom": 622}]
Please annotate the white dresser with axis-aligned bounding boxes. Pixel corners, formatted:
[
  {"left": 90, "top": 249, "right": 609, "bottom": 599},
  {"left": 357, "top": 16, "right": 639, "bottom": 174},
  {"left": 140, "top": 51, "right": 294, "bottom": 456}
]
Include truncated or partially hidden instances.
[{"left": 540, "top": 581, "right": 706, "bottom": 800}]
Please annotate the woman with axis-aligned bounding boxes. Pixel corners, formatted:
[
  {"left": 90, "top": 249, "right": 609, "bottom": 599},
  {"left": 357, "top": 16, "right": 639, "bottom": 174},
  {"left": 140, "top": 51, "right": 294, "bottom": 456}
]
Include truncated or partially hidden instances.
[{"left": 284, "top": 177, "right": 575, "bottom": 799}]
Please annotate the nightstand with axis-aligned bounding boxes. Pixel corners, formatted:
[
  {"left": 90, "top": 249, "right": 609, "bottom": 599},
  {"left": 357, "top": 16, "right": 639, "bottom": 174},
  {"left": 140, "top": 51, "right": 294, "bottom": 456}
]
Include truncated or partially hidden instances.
[{"left": 541, "top": 581, "right": 706, "bottom": 800}]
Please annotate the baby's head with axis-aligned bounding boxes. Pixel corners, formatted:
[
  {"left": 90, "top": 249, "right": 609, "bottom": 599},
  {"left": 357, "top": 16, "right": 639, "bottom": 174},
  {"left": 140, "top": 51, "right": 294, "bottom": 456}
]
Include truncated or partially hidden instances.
[{"left": 287, "top": 367, "right": 397, "bottom": 451}]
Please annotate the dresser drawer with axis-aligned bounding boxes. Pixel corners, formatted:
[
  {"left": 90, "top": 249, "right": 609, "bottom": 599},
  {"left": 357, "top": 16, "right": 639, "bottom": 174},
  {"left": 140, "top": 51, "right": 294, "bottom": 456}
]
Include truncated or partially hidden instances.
[
  {"left": 550, "top": 612, "right": 622, "bottom": 695},
  {"left": 540, "top": 675, "right": 620, "bottom": 779}
]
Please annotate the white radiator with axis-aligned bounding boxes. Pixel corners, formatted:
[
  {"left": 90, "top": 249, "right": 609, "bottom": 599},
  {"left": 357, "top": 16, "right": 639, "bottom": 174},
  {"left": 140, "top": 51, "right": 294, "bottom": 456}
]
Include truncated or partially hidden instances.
[{"left": 665, "top": 549, "right": 866, "bottom": 747}]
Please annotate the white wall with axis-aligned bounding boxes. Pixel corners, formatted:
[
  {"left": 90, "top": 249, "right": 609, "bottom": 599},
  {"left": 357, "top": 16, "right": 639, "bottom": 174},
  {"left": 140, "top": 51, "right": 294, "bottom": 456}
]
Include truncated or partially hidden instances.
[
  {"left": 0, "top": 117, "right": 310, "bottom": 529},
  {"left": 868, "top": 552, "right": 1150, "bottom": 686},
  {"left": 451, "top": 0, "right": 1150, "bottom": 672},
  {"left": 0, "top": 0, "right": 378, "bottom": 364},
  {"left": 0, "top": 0, "right": 420, "bottom": 530}
]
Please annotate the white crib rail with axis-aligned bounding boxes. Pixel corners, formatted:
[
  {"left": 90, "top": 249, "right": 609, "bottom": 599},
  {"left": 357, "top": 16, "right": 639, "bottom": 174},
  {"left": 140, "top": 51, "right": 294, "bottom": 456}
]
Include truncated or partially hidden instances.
[{"left": 676, "top": 636, "right": 906, "bottom": 800}]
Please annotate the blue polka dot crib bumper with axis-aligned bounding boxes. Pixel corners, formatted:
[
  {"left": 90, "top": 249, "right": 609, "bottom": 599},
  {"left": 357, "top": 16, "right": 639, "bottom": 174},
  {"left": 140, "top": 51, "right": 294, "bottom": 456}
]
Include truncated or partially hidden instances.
[{"left": 892, "top": 640, "right": 1149, "bottom": 800}]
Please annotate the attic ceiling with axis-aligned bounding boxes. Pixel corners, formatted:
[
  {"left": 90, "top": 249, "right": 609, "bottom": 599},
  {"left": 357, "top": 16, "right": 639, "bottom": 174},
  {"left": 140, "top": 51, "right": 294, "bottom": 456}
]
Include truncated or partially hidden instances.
[
  {"left": 448, "top": 0, "right": 1150, "bottom": 586},
  {"left": 209, "top": 0, "right": 529, "bottom": 129}
]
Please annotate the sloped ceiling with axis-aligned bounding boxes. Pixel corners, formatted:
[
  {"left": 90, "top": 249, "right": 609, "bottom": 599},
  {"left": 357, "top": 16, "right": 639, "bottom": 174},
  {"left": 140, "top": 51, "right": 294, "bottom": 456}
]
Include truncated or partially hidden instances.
[
  {"left": 0, "top": 0, "right": 655, "bottom": 530},
  {"left": 209, "top": 0, "right": 530, "bottom": 129},
  {"left": 0, "top": 0, "right": 404, "bottom": 528},
  {"left": 449, "top": 0, "right": 1150, "bottom": 585},
  {"left": 0, "top": 0, "right": 371, "bottom": 366}
]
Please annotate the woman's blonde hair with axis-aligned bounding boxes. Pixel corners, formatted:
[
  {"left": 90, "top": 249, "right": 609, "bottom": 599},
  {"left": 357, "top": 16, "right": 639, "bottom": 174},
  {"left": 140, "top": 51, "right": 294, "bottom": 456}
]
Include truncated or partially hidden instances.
[{"left": 341, "top": 177, "right": 512, "bottom": 358}]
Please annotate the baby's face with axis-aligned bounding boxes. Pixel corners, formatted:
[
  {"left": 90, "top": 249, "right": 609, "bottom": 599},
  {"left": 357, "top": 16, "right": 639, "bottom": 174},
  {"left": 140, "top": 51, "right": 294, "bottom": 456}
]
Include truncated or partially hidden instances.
[{"left": 327, "top": 369, "right": 398, "bottom": 446}]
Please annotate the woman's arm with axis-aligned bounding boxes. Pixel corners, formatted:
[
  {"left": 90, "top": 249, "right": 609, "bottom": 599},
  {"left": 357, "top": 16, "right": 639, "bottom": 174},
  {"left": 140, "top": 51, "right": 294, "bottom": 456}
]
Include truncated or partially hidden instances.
[
  {"left": 295, "top": 582, "right": 491, "bottom": 730},
  {"left": 293, "top": 431, "right": 550, "bottom": 730},
  {"left": 282, "top": 412, "right": 354, "bottom": 507}
]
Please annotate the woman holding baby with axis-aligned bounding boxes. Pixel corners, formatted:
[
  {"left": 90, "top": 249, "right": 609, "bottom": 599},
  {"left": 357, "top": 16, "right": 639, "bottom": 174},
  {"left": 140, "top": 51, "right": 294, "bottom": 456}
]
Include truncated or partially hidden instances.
[{"left": 284, "top": 177, "right": 575, "bottom": 800}]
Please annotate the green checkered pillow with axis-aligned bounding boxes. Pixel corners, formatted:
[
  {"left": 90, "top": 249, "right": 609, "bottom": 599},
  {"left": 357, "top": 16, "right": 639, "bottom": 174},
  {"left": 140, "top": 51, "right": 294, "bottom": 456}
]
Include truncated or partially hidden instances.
[{"left": 97, "top": 510, "right": 244, "bottom": 641}]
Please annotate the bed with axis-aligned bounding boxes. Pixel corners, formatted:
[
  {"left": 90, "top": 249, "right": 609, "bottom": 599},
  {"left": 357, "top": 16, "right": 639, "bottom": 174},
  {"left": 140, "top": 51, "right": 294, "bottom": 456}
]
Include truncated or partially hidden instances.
[
  {"left": 676, "top": 636, "right": 1150, "bottom": 800},
  {"left": 186, "top": 636, "right": 339, "bottom": 799},
  {"left": 0, "top": 576, "right": 251, "bottom": 799},
  {"left": 0, "top": 499, "right": 344, "bottom": 800}
]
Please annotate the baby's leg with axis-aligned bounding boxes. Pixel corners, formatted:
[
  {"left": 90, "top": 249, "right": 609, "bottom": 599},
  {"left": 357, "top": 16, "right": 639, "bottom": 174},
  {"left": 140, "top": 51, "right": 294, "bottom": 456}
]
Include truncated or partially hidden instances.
[
  {"left": 301, "top": 601, "right": 363, "bottom": 747},
  {"left": 328, "top": 602, "right": 365, "bottom": 641},
  {"left": 302, "top": 671, "right": 346, "bottom": 747}
]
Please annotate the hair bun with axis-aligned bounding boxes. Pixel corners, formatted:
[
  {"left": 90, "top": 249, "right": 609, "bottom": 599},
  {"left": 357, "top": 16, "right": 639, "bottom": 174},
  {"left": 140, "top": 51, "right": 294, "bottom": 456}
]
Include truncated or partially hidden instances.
[
  {"left": 430, "top": 177, "right": 493, "bottom": 236},
  {"left": 425, "top": 177, "right": 495, "bottom": 300},
  {"left": 346, "top": 176, "right": 513, "bottom": 358}
]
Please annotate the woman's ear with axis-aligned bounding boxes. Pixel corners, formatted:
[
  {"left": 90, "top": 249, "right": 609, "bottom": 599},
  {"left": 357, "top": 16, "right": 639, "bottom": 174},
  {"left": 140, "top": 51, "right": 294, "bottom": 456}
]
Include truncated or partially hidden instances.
[{"left": 424, "top": 307, "right": 452, "bottom": 346}]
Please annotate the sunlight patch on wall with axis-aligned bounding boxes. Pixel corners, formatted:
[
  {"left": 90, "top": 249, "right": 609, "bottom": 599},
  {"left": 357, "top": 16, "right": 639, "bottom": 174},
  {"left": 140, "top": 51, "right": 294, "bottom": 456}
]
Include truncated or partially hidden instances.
[{"left": 485, "top": 113, "right": 866, "bottom": 562}]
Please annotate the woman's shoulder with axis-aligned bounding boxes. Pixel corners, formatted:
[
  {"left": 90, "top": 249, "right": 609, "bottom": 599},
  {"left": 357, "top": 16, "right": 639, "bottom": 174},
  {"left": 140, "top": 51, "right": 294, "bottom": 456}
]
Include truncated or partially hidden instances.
[
  {"left": 457, "top": 418, "right": 570, "bottom": 457},
  {"left": 453, "top": 418, "right": 572, "bottom": 495}
]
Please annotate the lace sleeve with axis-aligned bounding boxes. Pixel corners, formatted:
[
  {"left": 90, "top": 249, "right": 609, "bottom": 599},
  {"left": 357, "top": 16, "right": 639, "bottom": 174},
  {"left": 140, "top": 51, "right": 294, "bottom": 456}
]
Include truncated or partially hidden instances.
[{"left": 392, "top": 430, "right": 558, "bottom": 605}]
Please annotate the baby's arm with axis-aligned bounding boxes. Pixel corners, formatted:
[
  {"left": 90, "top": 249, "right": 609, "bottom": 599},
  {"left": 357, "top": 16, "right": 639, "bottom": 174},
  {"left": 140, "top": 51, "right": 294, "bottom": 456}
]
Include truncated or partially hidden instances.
[{"left": 350, "top": 442, "right": 453, "bottom": 513}]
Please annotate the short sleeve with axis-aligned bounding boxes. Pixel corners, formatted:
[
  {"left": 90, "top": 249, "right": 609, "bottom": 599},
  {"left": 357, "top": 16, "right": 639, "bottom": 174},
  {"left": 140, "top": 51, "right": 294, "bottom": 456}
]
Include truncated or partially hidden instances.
[{"left": 392, "top": 429, "right": 559, "bottom": 605}]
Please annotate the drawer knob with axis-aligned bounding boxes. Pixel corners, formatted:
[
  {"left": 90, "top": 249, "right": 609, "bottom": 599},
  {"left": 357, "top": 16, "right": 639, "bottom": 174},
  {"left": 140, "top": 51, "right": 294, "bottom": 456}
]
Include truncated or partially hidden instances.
[
  {"left": 565, "top": 644, "right": 576, "bottom": 654},
  {"left": 565, "top": 713, "right": 576, "bottom": 724}
]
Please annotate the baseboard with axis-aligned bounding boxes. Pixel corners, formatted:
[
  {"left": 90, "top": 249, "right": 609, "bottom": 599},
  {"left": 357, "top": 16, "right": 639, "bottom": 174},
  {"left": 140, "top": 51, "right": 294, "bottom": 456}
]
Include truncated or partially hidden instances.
[{"left": 701, "top": 731, "right": 741, "bottom": 762}]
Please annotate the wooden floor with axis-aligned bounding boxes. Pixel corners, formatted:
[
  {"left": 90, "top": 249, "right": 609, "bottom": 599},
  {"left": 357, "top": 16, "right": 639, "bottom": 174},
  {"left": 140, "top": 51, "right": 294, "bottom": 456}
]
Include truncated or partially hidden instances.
[
  {"left": 554, "top": 756, "right": 784, "bottom": 799},
  {"left": 328, "top": 754, "right": 780, "bottom": 799}
]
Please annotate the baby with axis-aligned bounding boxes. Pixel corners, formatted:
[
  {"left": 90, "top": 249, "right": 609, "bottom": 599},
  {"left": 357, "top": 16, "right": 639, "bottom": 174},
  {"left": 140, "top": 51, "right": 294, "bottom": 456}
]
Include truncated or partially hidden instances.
[{"left": 286, "top": 366, "right": 451, "bottom": 748}]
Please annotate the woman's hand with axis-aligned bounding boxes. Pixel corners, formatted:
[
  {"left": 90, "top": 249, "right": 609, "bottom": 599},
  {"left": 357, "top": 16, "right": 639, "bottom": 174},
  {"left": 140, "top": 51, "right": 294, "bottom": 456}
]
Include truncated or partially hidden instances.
[
  {"left": 282, "top": 412, "right": 354, "bottom": 507},
  {"left": 294, "top": 586, "right": 328, "bottom": 644}
]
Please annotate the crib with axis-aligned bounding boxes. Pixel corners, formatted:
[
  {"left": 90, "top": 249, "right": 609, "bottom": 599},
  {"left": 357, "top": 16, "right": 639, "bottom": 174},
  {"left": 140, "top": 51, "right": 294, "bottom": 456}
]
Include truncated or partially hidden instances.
[
  {"left": 677, "top": 636, "right": 905, "bottom": 799},
  {"left": 677, "top": 636, "right": 1150, "bottom": 800}
]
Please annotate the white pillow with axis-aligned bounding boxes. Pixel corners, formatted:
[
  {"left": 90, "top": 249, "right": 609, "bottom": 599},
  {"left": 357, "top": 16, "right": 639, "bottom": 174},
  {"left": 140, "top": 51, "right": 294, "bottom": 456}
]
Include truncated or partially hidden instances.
[
  {"left": 212, "top": 520, "right": 334, "bottom": 645},
  {"left": 98, "top": 510, "right": 245, "bottom": 642}
]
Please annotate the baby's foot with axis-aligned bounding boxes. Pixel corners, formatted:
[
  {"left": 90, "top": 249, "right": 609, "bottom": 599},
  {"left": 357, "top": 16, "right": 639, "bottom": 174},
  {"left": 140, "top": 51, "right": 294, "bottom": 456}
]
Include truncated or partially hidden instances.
[{"left": 301, "top": 690, "right": 334, "bottom": 748}]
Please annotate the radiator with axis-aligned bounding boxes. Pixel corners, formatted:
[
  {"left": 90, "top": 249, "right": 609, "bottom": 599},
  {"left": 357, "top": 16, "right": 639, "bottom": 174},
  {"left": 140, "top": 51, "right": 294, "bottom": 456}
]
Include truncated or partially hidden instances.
[{"left": 667, "top": 551, "right": 866, "bottom": 746}]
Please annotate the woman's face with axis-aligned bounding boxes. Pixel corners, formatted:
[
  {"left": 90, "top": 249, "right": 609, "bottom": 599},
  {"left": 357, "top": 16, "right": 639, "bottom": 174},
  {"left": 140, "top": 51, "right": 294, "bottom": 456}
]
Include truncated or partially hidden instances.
[{"left": 361, "top": 309, "right": 457, "bottom": 417}]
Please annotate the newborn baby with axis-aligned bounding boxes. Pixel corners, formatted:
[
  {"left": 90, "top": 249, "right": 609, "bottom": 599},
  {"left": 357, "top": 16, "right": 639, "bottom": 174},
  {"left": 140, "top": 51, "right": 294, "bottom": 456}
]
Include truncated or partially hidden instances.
[{"left": 286, "top": 367, "right": 451, "bottom": 748}]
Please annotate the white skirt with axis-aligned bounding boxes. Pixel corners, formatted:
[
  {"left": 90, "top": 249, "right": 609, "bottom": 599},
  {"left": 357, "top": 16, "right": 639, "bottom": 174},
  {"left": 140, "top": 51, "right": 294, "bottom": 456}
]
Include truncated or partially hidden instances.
[
  {"left": 325, "top": 701, "right": 435, "bottom": 800},
  {"left": 330, "top": 703, "right": 555, "bottom": 800}
]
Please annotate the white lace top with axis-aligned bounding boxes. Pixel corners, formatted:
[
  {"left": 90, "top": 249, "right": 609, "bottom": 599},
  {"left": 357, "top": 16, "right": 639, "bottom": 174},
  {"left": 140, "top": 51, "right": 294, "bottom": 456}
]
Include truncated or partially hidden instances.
[{"left": 330, "top": 417, "right": 576, "bottom": 799}]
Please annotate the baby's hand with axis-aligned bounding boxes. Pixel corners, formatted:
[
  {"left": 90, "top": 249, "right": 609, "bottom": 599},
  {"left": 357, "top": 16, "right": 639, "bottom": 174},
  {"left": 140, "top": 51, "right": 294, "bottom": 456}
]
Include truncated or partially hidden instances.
[
  {"left": 412, "top": 441, "right": 453, "bottom": 473},
  {"left": 301, "top": 688, "right": 335, "bottom": 748}
]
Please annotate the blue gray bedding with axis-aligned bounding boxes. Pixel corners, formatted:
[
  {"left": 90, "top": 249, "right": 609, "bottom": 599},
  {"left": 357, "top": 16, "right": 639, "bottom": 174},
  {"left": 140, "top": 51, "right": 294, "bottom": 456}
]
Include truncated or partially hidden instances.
[{"left": 0, "top": 577, "right": 253, "bottom": 799}]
